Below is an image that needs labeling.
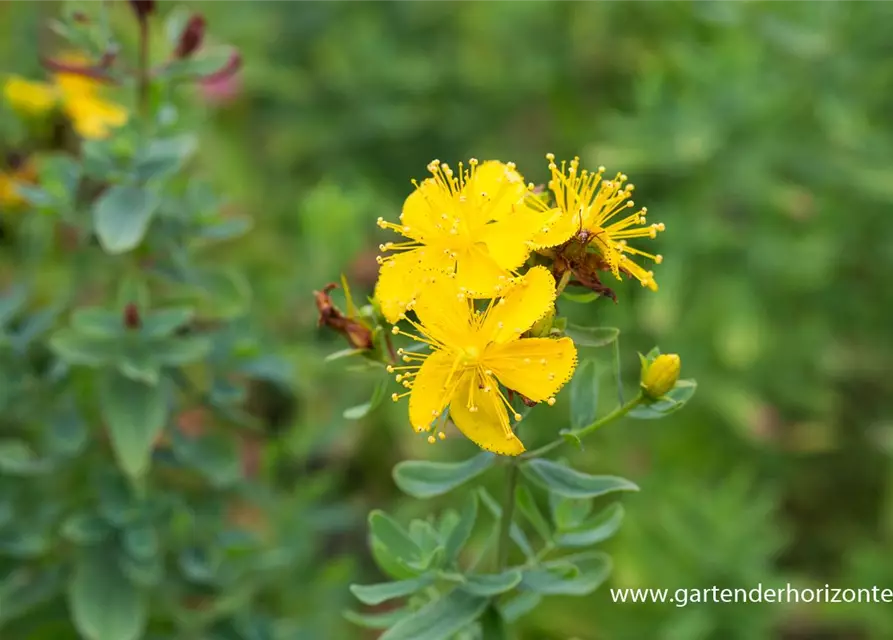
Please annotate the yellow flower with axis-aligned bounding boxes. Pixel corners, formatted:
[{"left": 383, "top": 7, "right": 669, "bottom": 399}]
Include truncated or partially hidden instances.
[
  {"left": 0, "top": 160, "right": 37, "bottom": 210},
  {"left": 3, "top": 76, "right": 58, "bottom": 116},
  {"left": 536, "top": 154, "right": 665, "bottom": 291},
  {"left": 53, "top": 53, "right": 128, "bottom": 140},
  {"left": 374, "top": 159, "right": 568, "bottom": 323},
  {"left": 388, "top": 266, "right": 577, "bottom": 456},
  {"left": 62, "top": 94, "right": 128, "bottom": 140}
]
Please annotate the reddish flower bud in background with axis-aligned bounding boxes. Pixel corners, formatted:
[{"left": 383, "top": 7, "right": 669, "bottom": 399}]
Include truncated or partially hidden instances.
[
  {"left": 123, "top": 303, "right": 141, "bottom": 330},
  {"left": 128, "top": 0, "right": 155, "bottom": 20},
  {"left": 175, "top": 15, "right": 206, "bottom": 59},
  {"left": 199, "top": 50, "right": 243, "bottom": 106}
]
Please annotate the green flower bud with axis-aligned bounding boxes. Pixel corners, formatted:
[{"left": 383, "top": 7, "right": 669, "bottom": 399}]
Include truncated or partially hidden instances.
[{"left": 640, "top": 353, "right": 680, "bottom": 399}]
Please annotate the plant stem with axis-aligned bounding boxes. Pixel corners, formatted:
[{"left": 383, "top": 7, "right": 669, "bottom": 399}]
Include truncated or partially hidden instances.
[
  {"left": 521, "top": 392, "right": 645, "bottom": 460},
  {"left": 137, "top": 14, "right": 150, "bottom": 117},
  {"left": 496, "top": 460, "right": 520, "bottom": 570}
]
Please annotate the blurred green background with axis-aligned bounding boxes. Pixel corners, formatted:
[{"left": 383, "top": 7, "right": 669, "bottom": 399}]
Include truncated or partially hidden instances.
[{"left": 3, "top": 1, "right": 893, "bottom": 639}]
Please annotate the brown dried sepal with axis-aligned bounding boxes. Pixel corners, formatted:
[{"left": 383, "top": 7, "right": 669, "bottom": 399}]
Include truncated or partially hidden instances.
[{"left": 314, "top": 283, "right": 374, "bottom": 350}]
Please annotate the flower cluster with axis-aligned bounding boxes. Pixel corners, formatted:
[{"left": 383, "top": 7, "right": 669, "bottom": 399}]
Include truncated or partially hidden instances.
[
  {"left": 3, "top": 52, "right": 127, "bottom": 140},
  {"left": 376, "top": 156, "right": 665, "bottom": 455}
]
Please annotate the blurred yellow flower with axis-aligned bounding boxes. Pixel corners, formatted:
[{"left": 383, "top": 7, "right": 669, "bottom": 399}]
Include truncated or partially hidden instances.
[
  {"left": 2, "top": 53, "right": 127, "bottom": 141},
  {"left": 388, "top": 266, "right": 577, "bottom": 456},
  {"left": 3, "top": 76, "right": 57, "bottom": 116},
  {"left": 374, "top": 159, "right": 566, "bottom": 323},
  {"left": 537, "top": 154, "right": 665, "bottom": 291},
  {"left": 53, "top": 55, "right": 128, "bottom": 140},
  {"left": 0, "top": 160, "right": 37, "bottom": 210}
]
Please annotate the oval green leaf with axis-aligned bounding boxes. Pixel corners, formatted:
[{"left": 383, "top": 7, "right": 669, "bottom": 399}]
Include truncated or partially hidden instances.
[
  {"left": 350, "top": 574, "right": 435, "bottom": 605},
  {"left": 67, "top": 550, "right": 147, "bottom": 640},
  {"left": 379, "top": 590, "right": 489, "bottom": 640},
  {"left": 93, "top": 186, "right": 160, "bottom": 255},
  {"left": 99, "top": 370, "right": 168, "bottom": 479},
  {"left": 521, "top": 459, "right": 639, "bottom": 499},
  {"left": 393, "top": 452, "right": 495, "bottom": 499}
]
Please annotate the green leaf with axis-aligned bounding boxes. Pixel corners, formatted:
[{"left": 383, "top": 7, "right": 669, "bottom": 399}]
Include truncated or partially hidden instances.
[
  {"left": 142, "top": 307, "right": 194, "bottom": 338},
  {"left": 152, "top": 336, "right": 211, "bottom": 367},
  {"left": 343, "top": 378, "right": 389, "bottom": 420},
  {"left": 515, "top": 485, "right": 552, "bottom": 542},
  {"left": 122, "top": 522, "right": 159, "bottom": 560},
  {"left": 99, "top": 370, "right": 168, "bottom": 479},
  {"left": 61, "top": 513, "right": 113, "bottom": 545},
  {"left": 343, "top": 607, "right": 409, "bottom": 630},
  {"left": 133, "top": 135, "right": 197, "bottom": 181},
  {"left": 324, "top": 348, "right": 365, "bottom": 362},
  {"left": 560, "top": 291, "right": 599, "bottom": 303},
  {"left": 171, "top": 431, "right": 241, "bottom": 488},
  {"left": 350, "top": 575, "right": 435, "bottom": 605},
  {"left": 520, "top": 551, "right": 612, "bottom": 596},
  {"left": 192, "top": 266, "right": 252, "bottom": 319},
  {"left": 499, "top": 591, "right": 541, "bottom": 624},
  {"left": 0, "top": 566, "right": 64, "bottom": 625},
  {"left": 444, "top": 492, "right": 477, "bottom": 563},
  {"left": 393, "top": 452, "right": 495, "bottom": 498},
  {"left": 0, "top": 283, "right": 28, "bottom": 326},
  {"left": 461, "top": 570, "right": 522, "bottom": 596},
  {"left": 554, "top": 503, "right": 625, "bottom": 548},
  {"left": 117, "top": 341, "right": 160, "bottom": 385},
  {"left": 478, "top": 488, "right": 535, "bottom": 560},
  {"left": 550, "top": 496, "right": 593, "bottom": 530},
  {"left": 565, "top": 325, "right": 620, "bottom": 348},
  {"left": 379, "top": 590, "right": 489, "bottom": 640},
  {"left": 195, "top": 217, "right": 253, "bottom": 243},
  {"left": 38, "top": 153, "right": 81, "bottom": 204},
  {"left": 93, "top": 186, "right": 160, "bottom": 254},
  {"left": 45, "top": 403, "right": 88, "bottom": 458},
  {"left": 369, "top": 511, "right": 425, "bottom": 569},
  {"left": 0, "top": 440, "right": 52, "bottom": 475},
  {"left": 629, "top": 379, "right": 698, "bottom": 419},
  {"left": 569, "top": 359, "right": 600, "bottom": 430},
  {"left": 521, "top": 459, "right": 639, "bottom": 499},
  {"left": 70, "top": 308, "right": 123, "bottom": 337},
  {"left": 68, "top": 550, "right": 147, "bottom": 640},
  {"left": 49, "top": 329, "right": 117, "bottom": 367}
]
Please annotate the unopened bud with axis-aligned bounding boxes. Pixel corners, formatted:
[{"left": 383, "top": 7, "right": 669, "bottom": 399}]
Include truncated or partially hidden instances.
[
  {"left": 123, "top": 303, "right": 141, "bottom": 330},
  {"left": 128, "top": 0, "right": 155, "bottom": 19},
  {"left": 175, "top": 15, "right": 206, "bottom": 59},
  {"left": 640, "top": 353, "right": 680, "bottom": 400}
]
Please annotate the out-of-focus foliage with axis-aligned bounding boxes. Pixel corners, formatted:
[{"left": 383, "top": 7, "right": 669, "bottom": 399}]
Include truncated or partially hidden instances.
[{"left": 3, "top": 1, "right": 892, "bottom": 638}]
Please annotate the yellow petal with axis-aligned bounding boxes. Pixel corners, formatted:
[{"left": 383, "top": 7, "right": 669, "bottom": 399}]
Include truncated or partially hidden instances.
[
  {"left": 449, "top": 375, "right": 524, "bottom": 456},
  {"left": 400, "top": 178, "right": 444, "bottom": 242},
  {"left": 453, "top": 246, "right": 514, "bottom": 297},
  {"left": 530, "top": 204, "right": 579, "bottom": 249},
  {"left": 484, "top": 337, "right": 577, "bottom": 402},
  {"left": 480, "top": 266, "right": 557, "bottom": 343},
  {"left": 466, "top": 161, "right": 528, "bottom": 221},
  {"left": 412, "top": 271, "right": 476, "bottom": 348},
  {"left": 478, "top": 208, "right": 546, "bottom": 270},
  {"left": 374, "top": 250, "right": 428, "bottom": 324},
  {"left": 408, "top": 351, "right": 462, "bottom": 432},
  {"left": 65, "top": 97, "right": 127, "bottom": 140},
  {"left": 3, "top": 76, "right": 58, "bottom": 115}
]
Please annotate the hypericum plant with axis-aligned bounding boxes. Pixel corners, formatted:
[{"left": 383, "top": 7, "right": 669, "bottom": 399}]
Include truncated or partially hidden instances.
[
  {"left": 322, "top": 157, "right": 696, "bottom": 637},
  {"left": 0, "top": 3, "right": 349, "bottom": 639}
]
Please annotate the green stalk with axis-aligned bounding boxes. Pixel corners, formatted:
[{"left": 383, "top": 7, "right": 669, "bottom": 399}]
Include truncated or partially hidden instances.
[
  {"left": 496, "top": 460, "right": 520, "bottom": 570},
  {"left": 521, "top": 392, "right": 644, "bottom": 460}
]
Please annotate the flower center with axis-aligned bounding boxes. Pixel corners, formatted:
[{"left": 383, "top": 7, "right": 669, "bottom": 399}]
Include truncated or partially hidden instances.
[{"left": 460, "top": 346, "right": 481, "bottom": 367}]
